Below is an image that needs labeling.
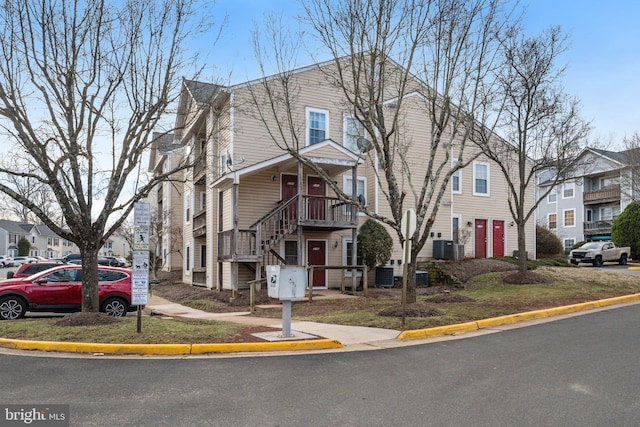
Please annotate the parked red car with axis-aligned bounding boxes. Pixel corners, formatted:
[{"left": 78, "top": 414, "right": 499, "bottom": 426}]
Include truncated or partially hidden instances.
[{"left": 0, "top": 265, "right": 136, "bottom": 320}]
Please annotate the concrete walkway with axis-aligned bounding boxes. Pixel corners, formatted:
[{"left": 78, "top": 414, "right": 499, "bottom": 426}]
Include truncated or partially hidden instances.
[{"left": 145, "top": 293, "right": 401, "bottom": 346}]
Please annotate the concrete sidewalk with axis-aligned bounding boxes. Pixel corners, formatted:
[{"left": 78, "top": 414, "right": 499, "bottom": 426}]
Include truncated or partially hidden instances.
[{"left": 145, "top": 293, "right": 401, "bottom": 346}]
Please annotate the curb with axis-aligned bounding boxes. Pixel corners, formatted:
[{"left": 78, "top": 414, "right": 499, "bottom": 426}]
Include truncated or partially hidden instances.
[
  {"left": 398, "top": 293, "right": 640, "bottom": 340},
  {"left": 0, "top": 337, "right": 343, "bottom": 355}
]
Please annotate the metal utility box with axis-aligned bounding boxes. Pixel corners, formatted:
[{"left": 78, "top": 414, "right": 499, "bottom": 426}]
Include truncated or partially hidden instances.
[
  {"left": 433, "top": 240, "right": 454, "bottom": 260},
  {"left": 266, "top": 265, "right": 307, "bottom": 300}
]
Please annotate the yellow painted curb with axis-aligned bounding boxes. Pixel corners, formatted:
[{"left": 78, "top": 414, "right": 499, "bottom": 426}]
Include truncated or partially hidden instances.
[
  {"left": 0, "top": 337, "right": 344, "bottom": 355},
  {"left": 191, "top": 339, "right": 343, "bottom": 354},
  {"left": 398, "top": 322, "right": 479, "bottom": 340},
  {"left": 628, "top": 267, "right": 640, "bottom": 270},
  {"left": 399, "top": 293, "right": 640, "bottom": 341}
]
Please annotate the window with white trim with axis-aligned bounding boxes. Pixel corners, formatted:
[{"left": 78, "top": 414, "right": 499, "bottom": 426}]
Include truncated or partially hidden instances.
[
  {"left": 563, "top": 182, "right": 575, "bottom": 199},
  {"left": 452, "top": 160, "right": 461, "bottom": 194},
  {"left": 473, "top": 161, "right": 489, "bottom": 196},
  {"left": 342, "top": 237, "right": 363, "bottom": 277},
  {"left": 548, "top": 213, "right": 557, "bottom": 229},
  {"left": 563, "top": 209, "right": 575, "bottom": 227},
  {"left": 547, "top": 187, "right": 556, "bottom": 203},
  {"left": 185, "top": 191, "right": 191, "bottom": 224},
  {"left": 600, "top": 206, "right": 613, "bottom": 220},
  {"left": 344, "top": 175, "right": 367, "bottom": 208},
  {"left": 306, "top": 107, "right": 329, "bottom": 145},
  {"left": 343, "top": 115, "right": 364, "bottom": 152},
  {"left": 563, "top": 238, "right": 575, "bottom": 253}
]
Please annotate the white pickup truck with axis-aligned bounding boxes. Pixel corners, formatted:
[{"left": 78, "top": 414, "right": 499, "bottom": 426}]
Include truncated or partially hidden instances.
[{"left": 569, "top": 242, "right": 631, "bottom": 267}]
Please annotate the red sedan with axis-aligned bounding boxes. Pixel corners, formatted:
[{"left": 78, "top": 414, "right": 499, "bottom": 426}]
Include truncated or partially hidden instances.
[{"left": 0, "top": 264, "right": 136, "bottom": 320}]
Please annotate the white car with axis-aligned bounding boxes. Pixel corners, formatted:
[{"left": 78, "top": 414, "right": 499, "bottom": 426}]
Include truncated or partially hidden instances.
[
  {"left": 10, "top": 256, "right": 35, "bottom": 266},
  {"left": 0, "top": 256, "right": 13, "bottom": 268}
]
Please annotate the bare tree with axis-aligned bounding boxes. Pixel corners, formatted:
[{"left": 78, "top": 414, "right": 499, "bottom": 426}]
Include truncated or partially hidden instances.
[
  {"left": 0, "top": 156, "right": 61, "bottom": 224},
  {"left": 249, "top": 0, "right": 516, "bottom": 302},
  {"left": 475, "top": 26, "right": 590, "bottom": 274},
  {"left": 618, "top": 132, "right": 640, "bottom": 202},
  {"left": 0, "top": 0, "right": 222, "bottom": 312}
]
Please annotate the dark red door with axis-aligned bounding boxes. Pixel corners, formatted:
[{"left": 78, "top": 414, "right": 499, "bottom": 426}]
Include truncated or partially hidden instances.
[
  {"left": 475, "top": 219, "right": 487, "bottom": 258},
  {"left": 282, "top": 174, "right": 298, "bottom": 220},
  {"left": 307, "top": 240, "right": 327, "bottom": 287},
  {"left": 492, "top": 220, "right": 504, "bottom": 257},
  {"left": 307, "top": 176, "right": 326, "bottom": 220}
]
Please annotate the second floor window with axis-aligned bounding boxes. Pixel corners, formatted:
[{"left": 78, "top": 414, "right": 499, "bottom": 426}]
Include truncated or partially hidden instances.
[
  {"left": 548, "top": 213, "right": 557, "bottom": 229},
  {"left": 473, "top": 161, "right": 489, "bottom": 196},
  {"left": 185, "top": 191, "right": 191, "bottom": 224},
  {"left": 452, "top": 160, "right": 461, "bottom": 194},
  {"left": 547, "top": 187, "right": 556, "bottom": 203},
  {"left": 563, "top": 209, "right": 575, "bottom": 227},
  {"left": 344, "top": 176, "right": 367, "bottom": 206},
  {"left": 343, "top": 115, "right": 364, "bottom": 152},
  {"left": 307, "top": 107, "right": 328, "bottom": 145}
]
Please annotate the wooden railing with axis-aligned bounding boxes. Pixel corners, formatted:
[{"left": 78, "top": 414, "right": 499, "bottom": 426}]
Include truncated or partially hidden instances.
[
  {"left": 217, "top": 229, "right": 257, "bottom": 259},
  {"left": 192, "top": 209, "right": 207, "bottom": 237},
  {"left": 302, "top": 195, "right": 356, "bottom": 224},
  {"left": 583, "top": 219, "right": 616, "bottom": 235},
  {"left": 192, "top": 269, "right": 206, "bottom": 286},
  {"left": 583, "top": 185, "right": 620, "bottom": 203}
]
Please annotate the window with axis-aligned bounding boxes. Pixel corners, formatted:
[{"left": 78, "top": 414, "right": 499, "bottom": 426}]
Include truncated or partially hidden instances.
[
  {"left": 600, "top": 207, "right": 613, "bottom": 220},
  {"left": 185, "top": 244, "right": 191, "bottom": 272},
  {"left": 343, "top": 115, "right": 364, "bottom": 152},
  {"left": 344, "top": 176, "right": 366, "bottom": 202},
  {"left": 452, "top": 160, "right": 461, "bottom": 194},
  {"left": 586, "top": 209, "right": 593, "bottom": 222},
  {"left": 563, "top": 182, "right": 575, "bottom": 199},
  {"left": 98, "top": 270, "right": 128, "bottom": 282},
  {"left": 548, "top": 213, "right": 557, "bottom": 229},
  {"left": 200, "top": 191, "right": 206, "bottom": 212},
  {"left": 284, "top": 241, "right": 298, "bottom": 265},
  {"left": 452, "top": 215, "right": 462, "bottom": 244},
  {"left": 307, "top": 107, "right": 329, "bottom": 145},
  {"left": 547, "top": 187, "right": 556, "bottom": 203},
  {"left": 185, "top": 191, "right": 191, "bottom": 224},
  {"left": 200, "top": 245, "right": 206, "bottom": 268},
  {"left": 343, "top": 237, "right": 363, "bottom": 277},
  {"left": 563, "top": 209, "right": 575, "bottom": 227},
  {"left": 473, "top": 161, "right": 489, "bottom": 196},
  {"left": 563, "top": 238, "right": 575, "bottom": 253}
]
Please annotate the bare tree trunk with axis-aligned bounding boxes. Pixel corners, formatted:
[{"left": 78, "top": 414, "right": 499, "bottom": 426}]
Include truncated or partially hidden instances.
[{"left": 80, "top": 247, "right": 100, "bottom": 312}]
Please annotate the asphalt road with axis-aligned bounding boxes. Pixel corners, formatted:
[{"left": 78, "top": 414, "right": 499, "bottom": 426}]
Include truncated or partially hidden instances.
[{"left": 1, "top": 303, "right": 640, "bottom": 426}]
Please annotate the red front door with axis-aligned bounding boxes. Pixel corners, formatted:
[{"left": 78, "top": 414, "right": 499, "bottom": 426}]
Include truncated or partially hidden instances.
[
  {"left": 282, "top": 174, "right": 298, "bottom": 220},
  {"left": 475, "top": 219, "right": 487, "bottom": 258},
  {"left": 307, "top": 240, "right": 327, "bottom": 287},
  {"left": 492, "top": 220, "right": 505, "bottom": 257},
  {"left": 307, "top": 176, "right": 326, "bottom": 220}
]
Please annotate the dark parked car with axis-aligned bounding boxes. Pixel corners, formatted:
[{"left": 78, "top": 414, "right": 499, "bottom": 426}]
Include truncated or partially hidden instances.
[
  {"left": 0, "top": 265, "right": 136, "bottom": 320},
  {"left": 6, "top": 261, "right": 65, "bottom": 279}
]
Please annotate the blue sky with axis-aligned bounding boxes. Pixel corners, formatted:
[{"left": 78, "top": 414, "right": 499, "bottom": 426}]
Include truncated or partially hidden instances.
[{"left": 211, "top": 0, "right": 639, "bottom": 148}]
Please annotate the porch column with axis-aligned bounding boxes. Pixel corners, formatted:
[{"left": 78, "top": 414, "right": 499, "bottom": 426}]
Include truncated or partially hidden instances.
[
  {"left": 351, "top": 161, "right": 358, "bottom": 292},
  {"left": 297, "top": 159, "right": 304, "bottom": 266}
]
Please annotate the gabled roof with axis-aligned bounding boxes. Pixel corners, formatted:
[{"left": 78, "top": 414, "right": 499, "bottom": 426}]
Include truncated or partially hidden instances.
[
  {"left": 0, "top": 219, "right": 33, "bottom": 235},
  {"left": 184, "top": 79, "right": 221, "bottom": 106},
  {"left": 586, "top": 147, "right": 640, "bottom": 166}
]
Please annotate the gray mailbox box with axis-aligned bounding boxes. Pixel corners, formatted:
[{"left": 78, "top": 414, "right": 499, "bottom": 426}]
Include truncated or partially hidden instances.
[{"left": 267, "top": 265, "right": 307, "bottom": 300}]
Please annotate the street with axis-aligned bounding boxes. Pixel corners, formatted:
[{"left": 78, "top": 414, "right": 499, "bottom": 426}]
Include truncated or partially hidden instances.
[{"left": 1, "top": 303, "right": 640, "bottom": 426}]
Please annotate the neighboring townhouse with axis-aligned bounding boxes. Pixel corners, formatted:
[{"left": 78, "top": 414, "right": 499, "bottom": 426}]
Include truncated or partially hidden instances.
[
  {"left": 99, "top": 234, "right": 129, "bottom": 258},
  {"left": 536, "top": 177, "right": 584, "bottom": 253},
  {"left": 0, "top": 219, "right": 79, "bottom": 258},
  {"left": 537, "top": 147, "right": 637, "bottom": 249},
  {"left": 159, "top": 61, "right": 534, "bottom": 291},
  {"left": 148, "top": 132, "right": 185, "bottom": 272}
]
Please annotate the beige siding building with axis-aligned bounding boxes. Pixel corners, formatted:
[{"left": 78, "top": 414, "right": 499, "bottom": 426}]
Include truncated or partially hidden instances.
[{"left": 158, "top": 63, "right": 535, "bottom": 291}]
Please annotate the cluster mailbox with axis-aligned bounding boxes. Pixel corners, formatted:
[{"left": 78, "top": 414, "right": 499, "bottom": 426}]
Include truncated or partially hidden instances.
[{"left": 266, "top": 265, "right": 307, "bottom": 300}]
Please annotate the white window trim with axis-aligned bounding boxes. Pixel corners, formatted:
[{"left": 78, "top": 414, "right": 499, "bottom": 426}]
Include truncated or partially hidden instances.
[
  {"left": 343, "top": 175, "right": 367, "bottom": 215},
  {"left": 306, "top": 107, "right": 330, "bottom": 146},
  {"left": 547, "top": 187, "right": 557, "bottom": 203},
  {"left": 343, "top": 113, "right": 364, "bottom": 152},
  {"left": 342, "top": 236, "right": 363, "bottom": 278},
  {"left": 562, "top": 182, "right": 575, "bottom": 199},
  {"left": 452, "top": 160, "right": 462, "bottom": 194},
  {"left": 547, "top": 213, "right": 557, "bottom": 229},
  {"left": 563, "top": 238, "right": 575, "bottom": 252},
  {"left": 563, "top": 208, "right": 576, "bottom": 228},
  {"left": 185, "top": 190, "right": 191, "bottom": 225},
  {"left": 472, "top": 161, "right": 490, "bottom": 196},
  {"left": 452, "top": 214, "right": 463, "bottom": 244}
]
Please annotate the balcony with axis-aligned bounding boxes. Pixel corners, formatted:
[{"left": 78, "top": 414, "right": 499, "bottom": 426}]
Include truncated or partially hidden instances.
[
  {"left": 583, "top": 219, "right": 616, "bottom": 236},
  {"left": 583, "top": 185, "right": 620, "bottom": 205},
  {"left": 192, "top": 209, "right": 206, "bottom": 237}
]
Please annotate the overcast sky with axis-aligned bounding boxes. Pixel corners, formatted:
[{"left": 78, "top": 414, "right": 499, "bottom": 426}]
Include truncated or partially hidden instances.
[{"left": 210, "top": 0, "right": 639, "bottom": 149}]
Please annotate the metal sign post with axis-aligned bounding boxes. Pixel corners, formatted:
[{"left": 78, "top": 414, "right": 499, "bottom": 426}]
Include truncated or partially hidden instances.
[
  {"left": 132, "top": 202, "right": 150, "bottom": 333},
  {"left": 401, "top": 209, "right": 416, "bottom": 328}
]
